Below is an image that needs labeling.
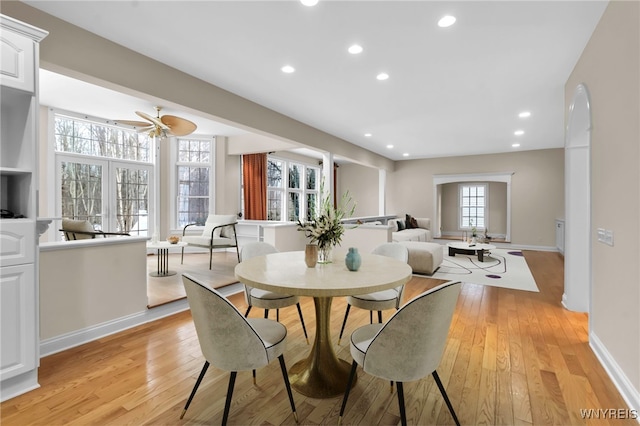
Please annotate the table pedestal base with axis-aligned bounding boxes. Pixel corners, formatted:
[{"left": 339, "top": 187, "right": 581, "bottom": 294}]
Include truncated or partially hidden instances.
[{"left": 289, "top": 297, "right": 356, "bottom": 398}]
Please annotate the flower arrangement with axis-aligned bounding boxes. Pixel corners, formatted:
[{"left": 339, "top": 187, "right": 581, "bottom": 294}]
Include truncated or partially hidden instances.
[{"left": 297, "top": 183, "right": 356, "bottom": 262}]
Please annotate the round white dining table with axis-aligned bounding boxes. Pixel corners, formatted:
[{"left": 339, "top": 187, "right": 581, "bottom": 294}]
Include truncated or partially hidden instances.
[{"left": 234, "top": 249, "right": 412, "bottom": 398}]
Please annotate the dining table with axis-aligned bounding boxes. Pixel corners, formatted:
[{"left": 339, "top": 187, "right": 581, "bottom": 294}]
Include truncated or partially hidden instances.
[{"left": 234, "top": 249, "right": 413, "bottom": 398}]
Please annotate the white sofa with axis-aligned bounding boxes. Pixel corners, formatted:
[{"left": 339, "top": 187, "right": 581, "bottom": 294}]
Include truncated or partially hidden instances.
[{"left": 388, "top": 217, "right": 432, "bottom": 242}]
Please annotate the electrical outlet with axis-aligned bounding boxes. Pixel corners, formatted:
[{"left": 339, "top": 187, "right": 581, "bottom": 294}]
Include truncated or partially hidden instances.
[{"left": 597, "top": 228, "right": 606, "bottom": 242}]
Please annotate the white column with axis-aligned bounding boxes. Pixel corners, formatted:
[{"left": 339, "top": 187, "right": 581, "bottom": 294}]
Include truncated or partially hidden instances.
[{"left": 378, "top": 169, "right": 386, "bottom": 216}]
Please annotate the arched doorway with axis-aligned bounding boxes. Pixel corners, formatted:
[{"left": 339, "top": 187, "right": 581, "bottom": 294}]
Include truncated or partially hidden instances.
[{"left": 564, "top": 83, "right": 591, "bottom": 313}]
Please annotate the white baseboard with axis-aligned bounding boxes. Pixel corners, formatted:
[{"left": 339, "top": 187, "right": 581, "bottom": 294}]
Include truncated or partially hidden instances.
[
  {"left": 590, "top": 331, "right": 640, "bottom": 418},
  {"left": 40, "top": 282, "right": 245, "bottom": 358}
]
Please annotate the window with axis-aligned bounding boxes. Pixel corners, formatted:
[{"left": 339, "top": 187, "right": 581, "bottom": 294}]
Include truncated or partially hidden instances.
[
  {"left": 459, "top": 183, "right": 486, "bottom": 230},
  {"left": 176, "top": 138, "right": 213, "bottom": 227},
  {"left": 54, "top": 113, "right": 153, "bottom": 237},
  {"left": 264, "top": 156, "right": 319, "bottom": 221}
]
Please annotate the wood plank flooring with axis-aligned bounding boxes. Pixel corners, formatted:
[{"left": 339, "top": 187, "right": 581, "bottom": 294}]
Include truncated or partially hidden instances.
[{"left": 1, "top": 250, "right": 635, "bottom": 425}]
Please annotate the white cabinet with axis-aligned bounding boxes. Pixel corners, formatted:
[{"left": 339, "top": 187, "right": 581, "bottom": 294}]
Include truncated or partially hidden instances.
[{"left": 0, "top": 14, "right": 47, "bottom": 402}]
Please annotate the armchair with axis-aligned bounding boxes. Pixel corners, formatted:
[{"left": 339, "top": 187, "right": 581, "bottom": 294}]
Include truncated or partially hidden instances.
[
  {"left": 181, "top": 214, "right": 240, "bottom": 269},
  {"left": 60, "top": 218, "right": 130, "bottom": 240}
]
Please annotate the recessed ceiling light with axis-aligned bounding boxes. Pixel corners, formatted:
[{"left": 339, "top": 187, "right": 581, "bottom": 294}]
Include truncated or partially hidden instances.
[
  {"left": 364, "top": 133, "right": 372, "bottom": 137},
  {"left": 402, "top": 153, "right": 409, "bottom": 157},
  {"left": 300, "top": 0, "right": 318, "bottom": 6},
  {"left": 438, "top": 15, "right": 456, "bottom": 28},
  {"left": 512, "top": 143, "right": 521, "bottom": 148},
  {"left": 386, "top": 144, "right": 394, "bottom": 149},
  {"left": 514, "top": 130, "right": 525, "bottom": 136},
  {"left": 281, "top": 65, "right": 295, "bottom": 73},
  {"left": 376, "top": 73, "right": 389, "bottom": 81},
  {"left": 519, "top": 111, "right": 531, "bottom": 118},
  {"left": 348, "top": 44, "right": 363, "bottom": 54}
]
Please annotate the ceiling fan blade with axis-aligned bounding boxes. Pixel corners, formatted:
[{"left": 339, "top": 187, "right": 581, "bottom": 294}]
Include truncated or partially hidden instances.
[
  {"left": 116, "top": 120, "right": 153, "bottom": 128},
  {"left": 136, "top": 110, "right": 170, "bottom": 130},
  {"left": 161, "top": 115, "right": 197, "bottom": 136}
]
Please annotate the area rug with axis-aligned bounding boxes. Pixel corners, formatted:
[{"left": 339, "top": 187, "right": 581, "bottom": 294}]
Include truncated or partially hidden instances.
[
  {"left": 429, "top": 248, "right": 539, "bottom": 292},
  {"left": 147, "top": 252, "right": 240, "bottom": 308}
]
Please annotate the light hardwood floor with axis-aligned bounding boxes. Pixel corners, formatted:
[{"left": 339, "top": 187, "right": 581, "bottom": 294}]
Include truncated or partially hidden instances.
[{"left": 1, "top": 250, "right": 635, "bottom": 425}]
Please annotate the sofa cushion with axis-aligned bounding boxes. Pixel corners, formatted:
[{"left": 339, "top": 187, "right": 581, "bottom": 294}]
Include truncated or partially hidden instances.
[{"left": 392, "top": 228, "right": 430, "bottom": 242}]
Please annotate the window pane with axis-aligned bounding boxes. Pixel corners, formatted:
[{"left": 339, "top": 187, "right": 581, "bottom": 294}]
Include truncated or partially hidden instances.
[
  {"left": 267, "top": 189, "right": 282, "bottom": 221},
  {"left": 306, "top": 168, "right": 317, "bottom": 190},
  {"left": 115, "top": 167, "right": 149, "bottom": 235},
  {"left": 267, "top": 159, "right": 283, "bottom": 188},
  {"left": 288, "top": 192, "right": 300, "bottom": 221},
  {"left": 60, "top": 161, "right": 103, "bottom": 228},
  {"left": 55, "top": 115, "right": 151, "bottom": 162},
  {"left": 177, "top": 166, "right": 210, "bottom": 227},
  {"left": 306, "top": 194, "right": 317, "bottom": 221},
  {"left": 289, "top": 164, "right": 301, "bottom": 189}
]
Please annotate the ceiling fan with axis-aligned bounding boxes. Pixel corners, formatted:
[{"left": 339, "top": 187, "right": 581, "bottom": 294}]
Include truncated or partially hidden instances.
[{"left": 118, "top": 106, "right": 197, "bottom": 138}]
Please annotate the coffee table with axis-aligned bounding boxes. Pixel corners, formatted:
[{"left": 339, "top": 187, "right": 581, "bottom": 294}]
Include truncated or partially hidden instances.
[{"left": 447, "top": 242, "right": 496, "bottom": 262}]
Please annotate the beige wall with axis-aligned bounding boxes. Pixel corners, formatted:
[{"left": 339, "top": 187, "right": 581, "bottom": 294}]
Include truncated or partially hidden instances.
[
  {"left": 39, "top": 239, "right": 148, "bottom": 340},
  {"left": 383, "top": 149, "right": 564, "bottom": 247},
  {"left": 337, "top": 163, "right": 380, "bottom": 217},
  {"left": 566, "top": 0, "right": 639, "bottom": 400}
]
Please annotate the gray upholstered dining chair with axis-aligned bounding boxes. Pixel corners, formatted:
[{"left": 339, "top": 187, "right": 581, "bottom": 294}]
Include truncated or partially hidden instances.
[
  {"left": 240, "top": 242, "right": 309, "bottom": 344},
  {"left": 338, "top": 280, "right": 462, "bottom": 426},
  {"left": 338, "top": 242, "right": 409, "bottom": 344},
  {"left": 180, "top": 273, "right": 298, "bottom": 425}
]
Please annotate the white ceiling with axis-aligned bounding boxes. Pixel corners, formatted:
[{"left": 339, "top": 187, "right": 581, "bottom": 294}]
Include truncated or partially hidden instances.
[{"left": 27, "top": 0, "right": 607, "bottom": 161}]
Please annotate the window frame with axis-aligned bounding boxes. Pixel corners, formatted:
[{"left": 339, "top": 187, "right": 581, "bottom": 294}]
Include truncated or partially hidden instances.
[
  {"left": 170, "top": 136, "right": 216, "bottom": 230},
  {"left": 262, "top": 155, "right": 320, "bottom": 222},
  {"left": 458, "top": 182, "right": 488, "bottom": 231},
  {"left": 52, "top": 110, "right": 155, "bottom": 239}
]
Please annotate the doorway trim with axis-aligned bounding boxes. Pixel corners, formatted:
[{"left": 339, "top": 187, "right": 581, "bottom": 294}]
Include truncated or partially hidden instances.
[
  {"left": 563, "top": 83, "right": 592, "bottom": 313},
  {"left": 433, "top": 171, "right": 514, "bottom": 241}
]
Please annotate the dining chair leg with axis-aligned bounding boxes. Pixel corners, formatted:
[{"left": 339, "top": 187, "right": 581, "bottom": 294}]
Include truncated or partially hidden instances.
[
  {"left": 338, "top": 360, "right": 358, "bottom": 426},
  {"left": 377, "top": 310, "right": 383, "bottom": 323},
  {"left": 252, "top": 369, "right": 256, "bottom": 385},
  {"left": 433, "top": 370, "right": 460, "bottom": 426},
  {"left": 181, "top": 247, "right": 185, "bottom": 264},
  {"left": 180, "top": 361, "right": 210, "bottom": 419},
  {"left": 397, "top": 381, "right": 407, "bottom": 426},
  {"left": 278, "top": 355, "right": 298, "bottom": 423},
  {"left": 244, "top": 306, "right": 252, "bottom": 317},
  {"left": 264, "top": 309, "right": 269, "bottom": 319},
  {"left": 338, "top": 304, "right": 351, "bottom": 345},
  {"left": 295, "top": 303, "right": 309, "bottom": 344},
  {"left": 276, "top": 309, "right": 280, "bottom": 322},
  {"left": 369, "top": 310, "right": 373, "bottom": 324},
  {"left": 222, "top": 371, "right": 237, "bottom": 426},
  {"left": 208, "top": 248, "right": 213, "bottom": 270}
]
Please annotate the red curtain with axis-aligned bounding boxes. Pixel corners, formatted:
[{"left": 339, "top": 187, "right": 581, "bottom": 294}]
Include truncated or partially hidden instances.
[{"left": 242, "top": 153, "right": 267, "bottom": 220}]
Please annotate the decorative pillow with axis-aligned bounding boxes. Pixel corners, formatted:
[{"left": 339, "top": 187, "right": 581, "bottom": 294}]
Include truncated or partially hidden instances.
[
  {"left": 411, "top": 217, "right": 418, "bottom": 228},
  {"left": 405, "top": 214, "right": 415, "bottom": 229},
  {"left": 396, "top": 219, "right": 406, "bottom": 231},
  {"left": 202, "top": 222, "right": 223, "bottom": 239}
]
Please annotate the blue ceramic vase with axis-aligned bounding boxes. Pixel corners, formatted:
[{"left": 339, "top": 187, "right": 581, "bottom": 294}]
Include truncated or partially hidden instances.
[{"left": 345, "top": 247, "right": 361, "bottom": 271}]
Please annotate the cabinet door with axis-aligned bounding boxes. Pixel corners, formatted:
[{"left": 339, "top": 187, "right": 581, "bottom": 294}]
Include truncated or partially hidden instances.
[
  {"left": 0, "top": 264, "right": 36, "bottom": 381},
  {"left": 0, "top": 220, "right": 35, "bottom": 267},
  {"left": 0, "top": 29, "right": 35, "bottom": 93}
]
